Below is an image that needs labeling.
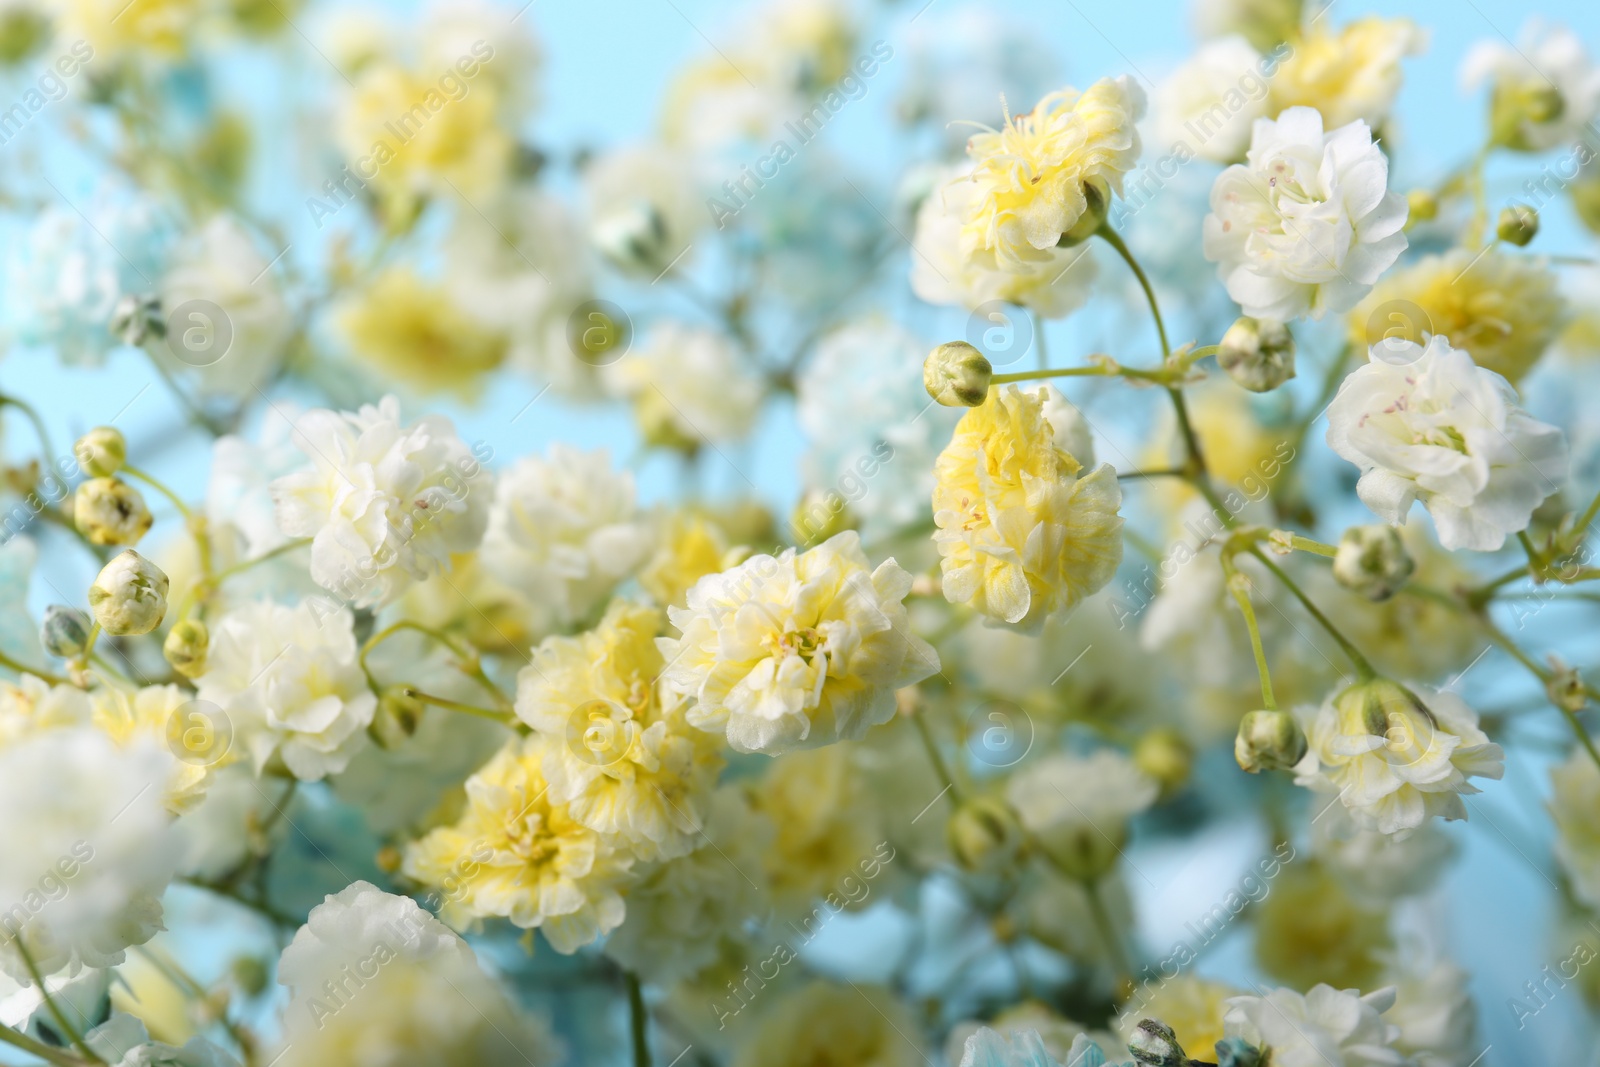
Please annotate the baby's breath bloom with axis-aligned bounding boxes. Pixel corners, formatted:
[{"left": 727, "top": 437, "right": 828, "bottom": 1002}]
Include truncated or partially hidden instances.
[
  {"left": 603, "top": 323, "right": 764, "bottom": 449},
  {"left": 516, "top": 600, "right": 725, "bottom": 861},
  {"left": 1268, "top": 18, "right": 1425, "bottom": 130},
  {"left": 658, "top": 530, "right": 937, "bottom": 755},
  {"left": 402, "top": 735, "right": 632, "bottom": 953},
  {"left": 639, "top": 511, "right": 747, "bottom": 610},
  {"left": 1349, "top": 249, "right": 1566, "bottom": 383},
  {"left": 1151, "top": 36, "right": 1271, "bottom": 163},
  {"left": 585, "top": 143, "right": 703, "bottom": 273},
  {"left": 1254, "top": 862, "right": 1393, "bottom": 992},
  {"left": 960, "top": 77, "right": 1146, "bottom": 265},
  {"left": 75, "top": 478, "right": 154, "bottom": 546},
  {"left": 1116, "top": 975, "right": 1239, "bottom": 1057},
  {"left": 1387, "top": 958, "right": 1478, "bottom": 1067},
  {"left": 1006, "top": 749, "right": 1157, "bottom": 880},
  {"left": 0, "top": 673, "right": 90, "bottom": 742},
  {"left": 1204, "top": 108, "right": 1408, "bottom": 321},
  {"left": 91, "top": 684, "right": 220, "bottom": 812},
  {"left": 1463, "top": 21, "right": 1600, "bottom": 152},
  {"left": 1325, "top": 336, "right": 1568, "bottom": 551},
  {"left": 1549, "top": 748, "right": 1600, "bottom": 910},
  {"left": 933, "top": 384, "right": 1123, "bottom": 630},
  {"left": 337, "top": 268, "right": 510, "bottom": 397},
  {"left": 271, "top": 395, "right": 489, "bottom": 607},
  {"left": 731, "top": 981, "right": 927, "bottom": 1067},
  {"left": 1295, "top": 679, "right": 1504, "bottom": 835},
  {"left": 1222, "top": 985, "right": 1406, "bottom": 1067},
  {"left": 1194, "top": 0, "right": 1302, "bottom": 52},
  {"left": 196, "top": 600, "right": 377, "bottom": 781}
]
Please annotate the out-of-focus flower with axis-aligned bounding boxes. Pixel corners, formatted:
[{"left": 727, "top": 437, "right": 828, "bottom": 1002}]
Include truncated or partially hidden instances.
[
  {"left": 1332, "top": 524, "right": 1415, "bottom": 601},
  {"left": 420, "top": 0, "right": 539, "bottom": 110},
  {"left": 1312, "top": 801, "right": 1456, "bottom": 903},
  {"left": 1151, "top": 36, "right": 1271, "bottom": 163},
  {"left": 1006, "top": 749, "right": 1156, "bottom": 880},
  {"left": 75, "top": 478, "right": 153, "bottom": 546},
  {"left": 60, "top": 0, "right": 202, "bottom": 58},
  {"left": 275, "top": 881, "right": 561, "bottom": 1067},
  {"left": 1254, "top": 862, "right": 1393, "bottom": 992},
  {"left": 1550, "top": 748, "right": 1600, "bottom": 910},
  {"left": 585, "top": 143, "right": 702, "bottom": 274},
  {"left": 0, "top": 674, "right": 88, "bottom": 744},
  {"left": 480, "top": 446, "right": 653, "bottom": 635},
  {"left": 517, "top": 600, "right": 724, "bottom": 861},
  {"left": 659, "top": 530, "right": 937, "bottom": 755},
  {"left": 911, "top": 164, "right": 1099, "bottom": 318},
  {"left": 162, "top": 617, "right": 210, "bottom": 679},
  {"left": 1204, "top": 108, "right": 1408, "bottom": 321},
  {"left": 85, "top": 1016, "right": 239, "bottom": 1067},
  {"left": 403, "top": 735, "right": 632, "bottom": 953},
  {"left": 946, "top": 1005, "right": 1103, "bottom": 1067},
  {"left": 90, "top": 550, "right": 170, "bottom": 636},
  {"left": 91, "top": 684, "right": 219, "bottom": 812},
  {"left": 1387, "top": 957, "right": 1478, "bottom": 1067},
  {"left": 639, "top": 511, "right": 748, "bottom": 610},
  {"left": 896, "top": 9, "right": 1059, "bottom": 144},
  {"left": 603, "top": 323, "right": 763, "bottom": 449},
  {"left": 1216, "top": 315, "right": 1296, "bottom": 392},
  {"left": 0, "top": 729, "right": 180, "bottom": 983},
  {"left": 40, "top": 607, "right": 93, "bottom": 662},
  {"left": 1325, "top": 336, "right": 1568, "bottom": 551},
  {"left": 1117, "top": 976, "right": 1239, "bottom": 1058},
  {"left": 1223, "top": 984, "right": 1405, "bottom": 1067},
  {"left": 271, "top": 395, "right": 489, "bottom": 607},
  {"left": 75, "top": 427, "right": 127, "bottom": 479},
  {"left": 1268, "top": 17, "right": 1426, "bottom": 130},
  {"left": 1349, "top": 249, "right": 1565, "bottom": 384},
  {"left": 933, "top": 385, "right": 1123, "bottom": 630},
  {"left": 961, "top": 77, "right": 1146, "bottom": 265},
  {"left": 1294, "top": 678, "right": 1504, "bottom": 835},
  {"left": 1194, "top": 0, "right": 1302, "bottom": 52},
  {"left": 1464, "top": 21, "right": 1600, "bottom": 152},
  {"left": 0, "top": 0, "right": 50, "bottom": 64},
  {"left": 337, "top": 268, "right": 509, "bottom": 396},
  {"left": 730, "top": 981, "right": 926, "bottom": 1067},
  {"left": 196, "top": 599, "right": 377, "bottom": 780}
]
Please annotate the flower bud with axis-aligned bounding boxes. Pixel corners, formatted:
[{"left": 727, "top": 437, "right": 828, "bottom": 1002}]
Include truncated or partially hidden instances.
[
  {"left": 1214, "top": 1037, "right": 1263, "bottom": 1067},
  {"left": 229, "top": 955, "right": 271, "bottom": 998},
  {"left": 1405, "top": 188, "right": 1438, "bottom": 223},
  {"left": 1234, "top": 710, "right": 1307, "bottom": 773},
  {"left": 924, "top": 341, "right": 992, "bottom": 407},
  {"left": 1217, "top": 316, "right": 1296, "bottom": 393},
  {"left": 1332, "top": 524, "right": 1414, "bottom": 601},
  {"left": 74, "top": 477, "right": 153, "bottom": 546},
  {"left": 1572, "top": 173, "right": 1600, "bottom": 237},
  {"left": 947, "top": 795, "right": 1024, "bottom": 873},
  {"left": 1547, "top": 663, "right": 1587, "bottom": 714},
  {"left": 1329, "top": 677, "right": 1436, "bottom": 759},
  {"left": 109, "top": 293, "right": 165, "bottom": 347},
  {"left": 1128, "top": 1018, "right": 1188, "bottom": 1067},
  {"left": 41, "top": 605, "right": 92, "bottom": 659},
  {"left": 592, "top": 201, "right": 673, "bottom": 273},
  {"left": 74, "top": 426, "right": 127, "bottom": 478},
  {"left": 163, "top": 618, "right": 210, "bottom": 679},
  {"left": 1489, "top": 81, "right": 1565, "bottom": 151},
  {"left": 89, "top": 550, "right": 170, "bottom": 636},
  {"left": 1133, "top": 727, "right": 1193, "bottom": 799},
  {"left": 371, "top": 685, "right": 425, "bottom": 749},
  {"left": 1497, "top": 204, "right": 1539, "bottom": 247}
]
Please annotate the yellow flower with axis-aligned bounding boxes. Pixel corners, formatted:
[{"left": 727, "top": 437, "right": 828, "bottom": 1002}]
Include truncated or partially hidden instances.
[
  {"left": 63, "top": 0, "right": 201, "bottom": 58},
  {"left": 516, "top": 600, "right": 725, "bottom": 861},
  {"left": 1118, "top": 976, "right": 1239, "bottom": 1056},
  {"left": 1349, "top": 249, "right": 1566, "bottom": 383},
  {"left": 752, "top": 745, "right": 886, "bottom": 920},
  {"left": 402, "top": 736, "right": 632, "bottom": 953},
  {"left": 961, "top": 77, "right": 1146, "bottom": 265},
  {"left": 0, "top": 674, "right": 89, "bottom": 744},
  {"left": 639, "top": 511, "right": 749, "bottom": 610},
  {"left": 933, "top": 385, "right": 1123, "bottom": 630},
  {"left": 339, "top": 269, "right": 509, "bottom": 396},
  {"left": 1269, "top": 17, "right": 1426, "bottom": 130},
  {"left": 1254, "top": 861, "right": 1393, "bottom": 992},
  {"left": 399, "top": 552, "right": 537, "bottom": 658},
  {"left": 92, "top": 684, "right": 224, "bottom": 812},
  {"left": 730, "top": 981, "right": 926, "bottom": 1067}
]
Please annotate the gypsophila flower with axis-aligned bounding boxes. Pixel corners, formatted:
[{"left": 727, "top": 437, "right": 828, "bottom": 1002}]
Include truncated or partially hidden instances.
[
  {"left": 1223, "top": 984, "right": 1407, "bottom": 1067},
  {"left": 1269, "top": 17, "right": 1426, "bottom": 130},
  {"left": 1549, "top": 747, "right": 1600, "bottom": 910},
  {"left": 1325, "top": 335, "right": 1568, "bottom": 551},
  {"left": 1464, "top": 21, "right": 1600, "bottom": 152},
  {"left": 1204, "top": 107, "right": 1409, "bottom": 321},
  {"left": 91, "top": 684, "right": 221, "bottom": 812},
  {"left": 271, "top": 395, "right": 489, "bottom": 607},
  {"left": 1006, "top": 749, "right": 1157, "bottom": 880},
  {"left": 658, "top": 530, "right": 938, "bottom": 755},
  {"left": 1151, "top": 36, "right": 1272, "bottom": 163},
  {"left": 602, "top": 322, "right": 763, "bottom": 449},
  {"left": 86, "top": 1017, "right": 239, "bottom": 1067},
  {"left": 731, "top": 981, "right": 927, "bottom": 1067}
]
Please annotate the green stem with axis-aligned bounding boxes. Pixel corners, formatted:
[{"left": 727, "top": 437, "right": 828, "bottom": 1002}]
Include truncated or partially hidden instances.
[
  {"left": 1479, "top": 622, "right": 1600, "bottom": 777},
  {"left": 991, "top": 365, "right": 1115, "bottom": 385},
  {"left": 408, "top": 689, "right": 514, "bottom": 725},
  {"left": 361, "top": 621, "right": 511, "bottom": 711},
  {"left": 0, "top": 649, "right": 72, "bottom": 687},
  {"left": 911, "top": 710, "right": 965, "bottom": 805},
  {"left": 1224, "top": 563, "right": 1277, "bottom": 710},
  {"left": 0, "top": 1024, "right": 86, "bottom": 1067},
  {"left": 0, "top": 394, "right": 58, "bottom": 469},
  {"left": 1247, "top": 546, "right": 1375, "bottom": 679},
  {"left": 120, "top": 465, "right": 190, "bottom": 521},
  {"left": 1117, "top": 468, "right": 1188, "bottom": 481},
  {"left": 1286, "top": 534, "right": 1338, "bottom": 558},
  {"left": 1080, "top": 875, "right": 1134, "bottom": 990},
  {"left": 17, "top": 941, "right": 102, "bottom": 1064},
  {"left": 626, "top": 971, "right": 652, "bottom": 1067},
  {"left": 1096, "top": 226, "right": 1170, "bottom": 359}
]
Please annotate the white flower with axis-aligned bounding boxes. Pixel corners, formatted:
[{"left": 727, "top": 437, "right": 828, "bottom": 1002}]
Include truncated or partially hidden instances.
[
  {"left": 911, "top": 164, "right": 1099, "bottom": 318},
  {"left": 0, "top": 729, "right": 181, "bottom": 984},
  {"left": 207, "top": 407, "right": 309, "bottom": 562},
  {"left": 87, "top": 1017, "right": 239, "bottom": 1067},
  {"left": 960, "top": 1027, "right": 1127, "bottom": 1067},
  {"left": 271, "top": 395, "right": 490, "bottom": 607},
  {"left": 658, "top": 531, "right": 939, "bottom": 755},
  {"left": 480, "top": 446, "right": 654, "bottom": 633},
  {"left": 1223, "top": 984, "right": 1408, "bottom": 1067},
  {"left": 1295, "top": 679, "right": 1504, "bottom": 836},
  {"left": 275, "top": 881, "right": 561, "bottom": 1067},
  {"left": 1463, "top": 21, "right": 1600, "bottom": 152},
  {"left": 1387, "top": 958, "right": 1478, "bottom": 1067},
  {"left": 602, "top": 322, "right": 763, "bottom": 447},
  {"left": 196, "top": 600, "right": 377, "bottom": 781},
  {"left": 1203, "top": 107, "right": 1408, "bottom": 321},
  {"left": 1005, "top": 749, "right": 1157, "bottom": 879},
  {"left": 1151, "top": 36, "right": 1270, "bottom": 163},
  {"left": 1325, "top": 336, "right": 1568, "bottom": 551},
  {"left": 585, "top": 143, "right": 703, "bottom": 273},
  {"left": 1549, "top": 747, "right": 1600, "bottom": 910}
]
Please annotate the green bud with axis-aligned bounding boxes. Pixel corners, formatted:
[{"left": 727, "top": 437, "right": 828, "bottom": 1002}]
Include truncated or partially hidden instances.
[
  {"left": 229, "top": 955, "right": 271, "bottom": 998},
  {"left": 41, "top": 606, "right": 92, "bottom": 659},
  {"left": 163, "top": 618, "right": 211, "bottom": 679},
  {"left": 371, "top": 686, "right": 426, "bottom": 749},
  {"left": 109, "top": 293, "right": 166, "bottom": 347},
  {"left": 947, "top": 795, "right": 1025, "bottom": 873},
  {"left": 1489, "top": 81, "right": 1565, "bottom": 151},
  {"left": 1133, "top": 727, "right": 1193, "bottom": 799},
  {"left": 593, "top": 201, "right": 673, "bottom": 274},
  {"left": 1217, "top": 317, "right": 1296, "bottom": 393},
  {"left": 924, "top": 341, "right": 992, "bottom": 407},
  {"left": 1497, "top": 204, "right": 1539, "bottom": 247},
  {"left": 1332, "top": 524, "right": 1415, "bottom": 601},
  {"left": 1234, "top": 710, "right": 1307, "bottom": 774},
  {"left": 74, "top": 426, "right": 127, "bottom": 478},
  {"left": 1128, "top": 1018, "right": 1188, "bottom": 1067}
]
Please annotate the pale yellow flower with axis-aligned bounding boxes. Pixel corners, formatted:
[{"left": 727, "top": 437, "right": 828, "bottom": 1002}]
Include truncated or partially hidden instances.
[
  {"left": 92, "top": 684, "right": 225, "bottom": 813},
  {"left": 516, "top": 600, "right": 725, "bottom": 862},
  {"left": 338, "top": 268, "right": 509, "bottom": 397},
  {"left": 639, "top": 511, "right": 749, "bottom": 610},
  {"left": 402, "top": 736, "right": 632, "bottom": 953},
  {"left": 730, "top": 981, "right": 925, "bottom": 1067},
  {"left": 1269, "top": 17, "right": 1426, "bottom": 130},
  {"left": 62, "top": 0, "right": 201, "bottom": 58},
  {"left": 961, "top": 77, "right": 1146, "bottom": 265},
  {"left": 1253, "top": 861, "right": 1394, "bottom": 995},
  {"left": 0, "top": 674, "right": 89, "bottom": 744},
  {"left": 933, "top": 385, "right": 1123, "bottom": 630},
  {"left": 1118, "top": 975, "right": 1240, "bottom": 1058},
  {"left": 1349, "top": 248, "right": 1566, "bottom": 383},
  {"left": 752, "top": 745, "right": 886, "bottom": 919}
]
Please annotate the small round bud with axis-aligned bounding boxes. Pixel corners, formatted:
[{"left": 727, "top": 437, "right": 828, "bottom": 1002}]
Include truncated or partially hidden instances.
[
  {"left": 1234, "top": 710, "right": 1307, "bottom": 774},
  {"left": 1497, "top": 204, "right": 1539, "bottom": 247},
  {"left": 1059, "top": 178, "right": 1111, "bottom": 246},
  {"left": 947, "top": 795, "right": 1025, "bottom": 873},
  {"left": 1332, "top": 524, "right": 1414, "bottom": 601},
  {"left": 1133, "top": 728, "right": 1193, "bottom": 799},
  {"left": 74, "top": 478, "right": 153, "bottom": 546},
  {"left": 1489, "top": 82, "right": 1565, "bottom": 151},
  {"left": 74, "top": 426, "right": 126, "bottom": 478},
  {"left": 1214, "top": 1037, "right": 1264, "bottom": 1067},
  {"left": 109, "top": 293, "right": 166, "bottom": 347},
  {"left": 89, "top": 550, "right": 170, "bottom": 636},
  {"left": 229, "top": 955, "right": 271, "bottom": 998},
  {"left": 41, "top": 605, "right": 92, "bottom": 659},
  {"left": 924, "top": 341, "right": 992, "bottom": 407},
  {"left": 162, "top": 618, "right": 210, "bottom": 679},
  {"left": 1547, "top": 664, "right": 1587, "bottom": 714},
  {"left": 1405, "top": 188, "right": 1438, "bottom": 223},
  {"left": 1217, "top": 316, "right": 1296, "bottom": 393},
  {"left": 592, "top": 201, "right": 673, "bottom": 273},
  {"left": 1129, "top": 1018, "right": 1188, "bottom": 1067},
  {"left": 371, "top": 685, "right": 425, "bottom": 749}
]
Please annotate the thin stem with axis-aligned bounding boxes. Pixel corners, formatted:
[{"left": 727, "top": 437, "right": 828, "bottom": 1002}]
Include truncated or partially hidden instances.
[
  {"left": 0, "top": 649, "right": 72, "bottom": 687},
  {"left": 1247, "top": 546, "right": 1376, "bottom": 679},
  {"left": 1286, "top": 534, "right": 1338, "bottom": 558},
  {"left": 408, "top": 689, "right": 515, "bottom": 725},
  {"left": 1117, "top": 468, "right": 1188, "bottom": 481},
  {"left": 1518, "top": 530, "right": 1542, "bottom": 570},
  {"left": 1096, "top": 226, "right": 1170, "bottom": 359},
  {"left": 0, "top": 394, "right": 58, "bottom": 469},
  {"left": 1167, "top": 386, "right": 1211, "bottom": 478},
  {"left": 1224, "top": 565, "right": 1277, "bottom": 710},
  {"left": 1574, "top": 487, "right": 1600, "bottom": 537},
  {"left": 0, "top": 1023, "right": 86, "bottom": 1067},
  {"left": 1080, "top": 875, "right": 1134, "bottom": 991},
  {"left": 120, "top": 465, "right": 191, "bottom": 521},
  {"left": 1479, "top": 622, "right": 1600, "bottom": 777},
  {"left": 911, "top": 710, "right": 965, "bottom": 805},
  {"left": 18, "top": 941, "right": 102, "bottom": 1064},
  {"left": 361, "top": 621, "right": 511, "bottom": 711},
  {"left": 626, "top": 971, "right": 652, "bottom": 1067},
  {"left": 992, "top": 365, "right": 1115, "bottom": 385}
]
